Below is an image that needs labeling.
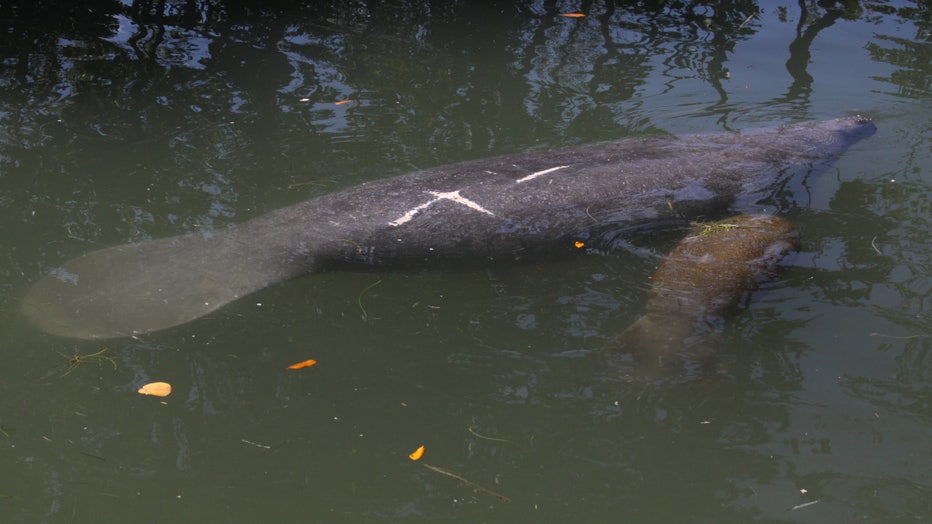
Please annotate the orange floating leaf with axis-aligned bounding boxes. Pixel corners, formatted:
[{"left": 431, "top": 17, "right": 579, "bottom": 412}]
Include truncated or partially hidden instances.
[
  {"left": 408, "top": 445, "right": 425, "bottom": 461},
  {"left": 559, "top": 13, "right": 586, "bottom": 18},
  {"left": 574, "top": 241, "right": 585, "bottom": 249},
  {"left": 287, "top": 359, "right": 318, "bottom": 370},
  {"left": 138, "top": 382, "right": 172, "bottom": 397}
]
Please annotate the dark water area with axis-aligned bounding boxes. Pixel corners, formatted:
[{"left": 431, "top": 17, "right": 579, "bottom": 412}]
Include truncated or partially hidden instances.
[{"left": 1, "top": 1, "right": 929, "bottom": 522}]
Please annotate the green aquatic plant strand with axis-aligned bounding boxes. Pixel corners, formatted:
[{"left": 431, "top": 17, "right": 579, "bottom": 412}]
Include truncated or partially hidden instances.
[{"left": 58, "top": 348, "right": 116, "bottom": 377}]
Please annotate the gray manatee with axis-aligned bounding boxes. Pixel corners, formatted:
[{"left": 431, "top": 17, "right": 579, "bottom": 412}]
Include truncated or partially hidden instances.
[
  {"left": 22, "top": 117, "right": 875, "bottom": 339},
  {"left": 612, "top": 214, "right": 799, "bottom": 364}
]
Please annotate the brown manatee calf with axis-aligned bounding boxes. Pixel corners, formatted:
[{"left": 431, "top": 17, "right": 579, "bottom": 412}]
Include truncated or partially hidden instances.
[
  {"left": 612, "top": 214, "right": 799, "bottom": 364},
  {"left": 22, "top": 117, "right": 874, "bottom": 339}
]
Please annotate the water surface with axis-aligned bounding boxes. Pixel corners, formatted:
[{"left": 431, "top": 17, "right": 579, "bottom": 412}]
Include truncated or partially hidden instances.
[{"left": 1, "top": 2, "right": 929, "bottom": 522}]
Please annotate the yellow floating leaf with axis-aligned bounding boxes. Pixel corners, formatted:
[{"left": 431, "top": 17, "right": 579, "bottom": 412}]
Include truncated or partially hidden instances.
[
  {"left": 574, "top": 241, "right": 585, "bottom": 248},
  {"left": 287, "top": 359, "right": 318, "bottom": 370},
  {"left": 559, "top": 13, "right": 586, "bottom": 18},
  {"left": 138, "top": 382, "right": 172, "bottom": 397},
  {"left": 409, "top": 445, "right": 425, "bottom": 461}
]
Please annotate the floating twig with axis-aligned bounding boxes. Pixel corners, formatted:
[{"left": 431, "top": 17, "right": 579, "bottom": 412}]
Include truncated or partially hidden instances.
[
  {"left": 79, "top": 451, "right": 106, "bottom": 461},
  {"left": 869, "top": 332, "right": 925, "bottom": 340},
  {"left": 584, "top": 205, "right": 602, "bottom": 224},
  {"left": 358, "top": 279, "right": 382, "bottom": 320},
  {"left": 467, "top": 426, "right": 513, "bottom": 444},
  {"left": 420, "top": 463, "right": 511, "bottom": 503},
  {"left": 790, "top": 500, "right": 820, "bottom": 511},
  {"left": 737, "top": 13, "right": 756, "bottom": 30},
  {"left": 241, "top": 439, "right": 272, "bottom": 449},
  {"left": 336, "top": 237, "right": 363, "bottom": 254},
  {"left": 287, "top": 180, "right": 326, "bottom": 190}
]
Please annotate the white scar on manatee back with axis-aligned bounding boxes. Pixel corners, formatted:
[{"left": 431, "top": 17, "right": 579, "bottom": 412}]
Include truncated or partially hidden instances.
[
  {"left": 388, "top": 190, "right": 496, "bottom": 226},
  {"left": 515, "top": 165, "right": 570, "bottom": 183},
  {"left": 389, "top": 164, "right": 571, "bottom": 226}
]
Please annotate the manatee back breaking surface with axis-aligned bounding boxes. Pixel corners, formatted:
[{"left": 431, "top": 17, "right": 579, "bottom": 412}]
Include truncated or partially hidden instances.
[
  {"left": 613, "top": 214, "right": 800, "bottom": 360},
  {"left": 21, "top": 117, "right": 873, "bottom": 339}
]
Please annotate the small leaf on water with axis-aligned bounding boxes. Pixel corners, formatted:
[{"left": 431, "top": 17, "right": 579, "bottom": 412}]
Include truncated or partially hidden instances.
[
  {"left": 287, "top": 359, "right": 318, "bottom": 370},
  {"left": 138, "top": 382, "right": 172, "bottom": 397},
  {"left": 409, "top": 445, "right": 425, "bottom": 461}
]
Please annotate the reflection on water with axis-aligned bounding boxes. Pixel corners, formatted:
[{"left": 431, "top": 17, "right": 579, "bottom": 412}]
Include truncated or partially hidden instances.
[{"left": 0, "top": 2, "right": 929, "bottom": 522}]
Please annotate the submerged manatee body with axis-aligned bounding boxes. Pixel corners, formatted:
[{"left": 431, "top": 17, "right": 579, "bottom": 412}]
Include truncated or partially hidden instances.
[
  {"left": 612, "top": 214, "right": 799, "bottom": 363},
  {"left": 22, "top": 117, "right": 875, "bottom": 339}
]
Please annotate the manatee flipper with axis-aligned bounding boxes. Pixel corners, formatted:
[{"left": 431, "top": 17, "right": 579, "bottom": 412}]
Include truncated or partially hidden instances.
[{"left": 612, "top": 214, "right": 799, "bottom": 362}]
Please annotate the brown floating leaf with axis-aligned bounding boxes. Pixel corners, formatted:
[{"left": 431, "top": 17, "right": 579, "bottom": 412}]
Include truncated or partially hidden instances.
[
  {"left": 138, "top": 382, "right": 172, "bottom": 397},
  {"left": 287, "top": 359, "right": 318, "bottom": 370},
  {"left": 409, "top": 445, "right": 425, "bottom": 461}
]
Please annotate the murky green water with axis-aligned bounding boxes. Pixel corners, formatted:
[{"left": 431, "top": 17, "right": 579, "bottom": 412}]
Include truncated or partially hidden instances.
[{"left": 1, "top": 2, "right": 929, "bottom": 522}]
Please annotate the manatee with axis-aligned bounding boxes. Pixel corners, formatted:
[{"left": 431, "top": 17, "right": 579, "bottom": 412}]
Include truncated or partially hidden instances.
[
  {"left": 611, "top": 214, "right": 799, "bottom": 363},
  {"left": 21, "top": 117, "right": 875, "bottom": 339}
]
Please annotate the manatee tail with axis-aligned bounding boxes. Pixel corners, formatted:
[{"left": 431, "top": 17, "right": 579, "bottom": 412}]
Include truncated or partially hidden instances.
[{"left": 21, "top": 226, "right": 309, "bottom": 339}]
